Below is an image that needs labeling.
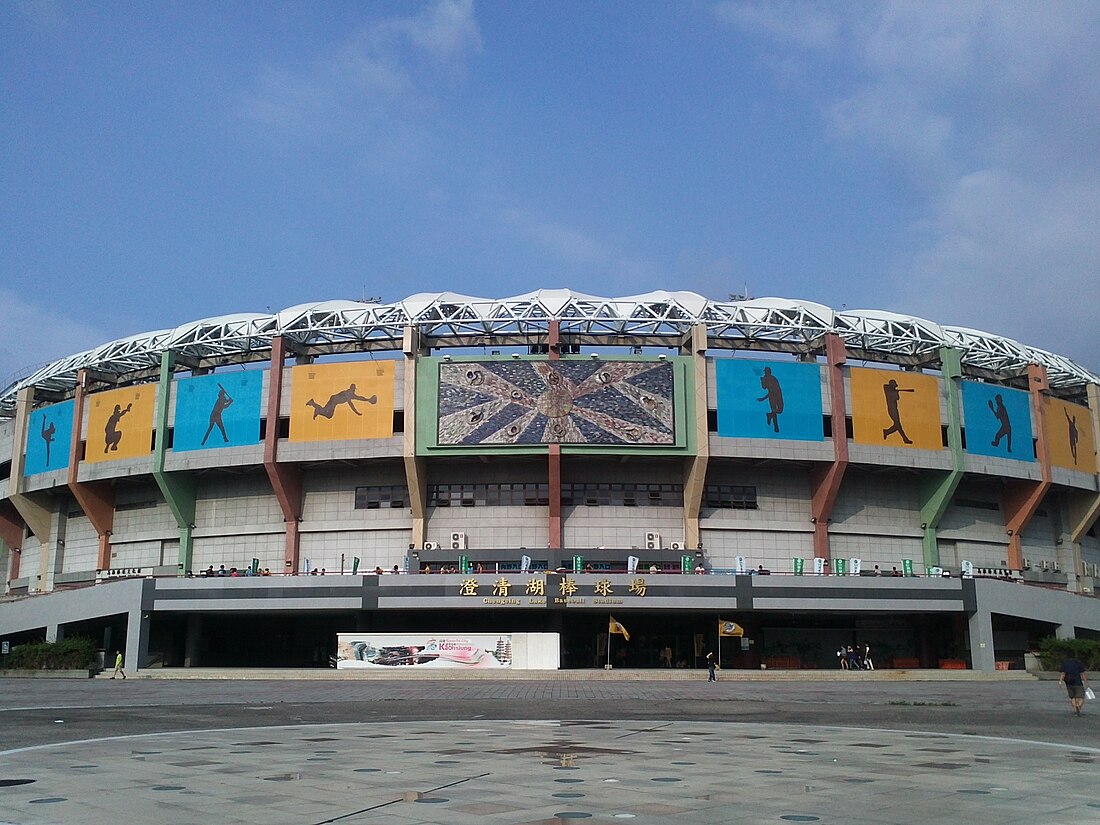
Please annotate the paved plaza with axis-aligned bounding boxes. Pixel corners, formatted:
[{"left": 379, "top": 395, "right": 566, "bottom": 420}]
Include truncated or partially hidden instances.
[{"left": 1, "top": 675, "right": 1097, "bottom": 824}]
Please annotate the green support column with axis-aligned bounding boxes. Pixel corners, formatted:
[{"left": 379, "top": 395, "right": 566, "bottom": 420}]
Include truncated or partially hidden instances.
[
  {"left": 152, "top": 351, "right": 197, "bottom": 576},
  {"left": 919, "top": 348, "right": 964, "bottom": 568}
]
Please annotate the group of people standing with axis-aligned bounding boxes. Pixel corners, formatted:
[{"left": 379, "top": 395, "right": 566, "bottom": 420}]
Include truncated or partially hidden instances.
[{"left": 838, "top": 643, "right": 874, "bottom": 670}]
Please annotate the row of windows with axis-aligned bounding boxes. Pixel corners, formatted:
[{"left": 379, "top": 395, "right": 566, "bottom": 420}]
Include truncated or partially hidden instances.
[
  {"left": 430, "top": 483, "right": 550, "bottom": 507},
  {"left": 356, "top": 482, "right": 762, "bottom": 510},
  {"left": 354, "top": 485, "right": 408, "bottom": 509},
  {"left": 560, "top": 483, "right": 683, "bottom": 507},
  {"left": 702, "top": 484, "right": 759, "bottom": 510}
]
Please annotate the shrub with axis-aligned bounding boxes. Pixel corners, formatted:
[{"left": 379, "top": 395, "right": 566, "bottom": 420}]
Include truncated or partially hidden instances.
[
  {"left": 1036, "top": 637, "right": 1100, "bottom": 671},
  {"left": 5, "top": 637, "right": 97, "bottom": 670}
]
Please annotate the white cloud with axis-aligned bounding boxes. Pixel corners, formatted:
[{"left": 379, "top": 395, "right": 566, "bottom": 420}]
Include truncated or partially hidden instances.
[
  {"left": 497, "top": 208, "right": 660, "bottom": 285},
  {"left": 895, "top": 171, "right": 1100, "bottom": 368},
  {"left": 0, "top": 289, "right": 113, "bottom": 391},
  {"left": 713, "top": 1, "right": 839, "bottom": 51},
  {"left": 240, "top": 0, "right": 481, "bottom": 143},
  {"left": 718, "top": 1, "right": 1100, "bottom": 372}
]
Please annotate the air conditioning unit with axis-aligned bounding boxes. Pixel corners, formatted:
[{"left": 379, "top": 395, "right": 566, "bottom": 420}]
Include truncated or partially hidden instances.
[
  {"left": 423, "top": 541, "right": 439, "bottom": 551},
  {"left": 669, "top": 541, "right": 685, "bottom": 551},
  {"left": 450, "top": 531, "right": 467, "bottom": 550},
  {"left": 1052, "top": 562, "right": 1061, "bottom": 573},
  {"left": 1022, "top": 558, "right": 1031, "bottom": 570},
  {"left": 645, "top": 531, "right": 662, "bottom": 550},
  {"left": 1040, "top": 560, "right": 1049, "bottom": 571}
]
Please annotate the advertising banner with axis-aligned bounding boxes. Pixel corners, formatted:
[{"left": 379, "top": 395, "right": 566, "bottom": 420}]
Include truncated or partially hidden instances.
[
  {"left": 961, "top": 382, "right": 1033, "bottom": 461},
  {"left": 850, "top": 368, "right": 942, "bottom": 451},
  {"left": 1045, "top": 398, "right": 1097, "bottom": 473},
  {"left": 290, "top": 361, "right": 395, "bottom": 443},
  {"left": 24, "top": 399, "right": 74, "bottom": 476},
  {"left": 336, "top": 633, "right": 512, "bottom": 669},
  {"left": 173, "top": 371, "right": 263, "bottom": 452},
  {"left": 84, "top": 385, "right": 156, "bottom": 463},
  {"left": 437, "top": 359, "right": 675, "bottom": 445},
  {"left": 715, "top": 359, "right": 824, "bottom": 441}
]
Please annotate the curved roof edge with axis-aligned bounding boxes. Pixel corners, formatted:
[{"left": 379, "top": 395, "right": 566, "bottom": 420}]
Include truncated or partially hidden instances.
[{"left": 2, "top": 290, "right": 1096, "bottom": 415}]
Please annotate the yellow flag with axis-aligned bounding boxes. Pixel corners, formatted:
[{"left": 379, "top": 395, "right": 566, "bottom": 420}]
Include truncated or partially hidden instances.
[
  {"left": 609, "top": 616, "right": 630, "bottom": 641},
  {"left": 719, "top": 620, "right": 744, "bottom": 637}
]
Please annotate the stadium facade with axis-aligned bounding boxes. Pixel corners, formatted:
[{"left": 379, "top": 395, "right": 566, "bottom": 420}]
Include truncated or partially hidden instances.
[{"left": 1, "top": 290, "right": 1098, "bottom": 673}]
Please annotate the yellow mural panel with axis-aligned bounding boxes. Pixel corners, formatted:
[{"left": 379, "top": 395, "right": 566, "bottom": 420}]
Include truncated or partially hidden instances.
[
  {"left": 289, "top": 361, "right": 395, "bottom": 442},
  {"left": 84, "top": 385, "right": 156, "bottom": 463},
  {"left": 1046, "top": 398, "right": 1097, "bottom": 473},
  {"left": 850, "top": 368, "right": 942, "bottom": 450}
]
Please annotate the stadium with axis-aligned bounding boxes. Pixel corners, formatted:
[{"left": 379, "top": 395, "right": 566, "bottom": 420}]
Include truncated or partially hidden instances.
[{"left": 1, "top": 290, "right": 1098, "bottom": 673}]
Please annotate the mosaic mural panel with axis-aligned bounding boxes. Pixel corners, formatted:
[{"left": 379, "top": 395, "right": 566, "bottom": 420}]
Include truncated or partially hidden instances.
[{"left": 438, "top": 360, "right": 675, "bottom": 445}]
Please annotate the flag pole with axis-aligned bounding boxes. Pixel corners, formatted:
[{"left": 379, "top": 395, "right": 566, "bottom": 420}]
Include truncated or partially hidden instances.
[
  {"left": 717, "top": 615, "right": 722, "bottom": 670},
  {"left": 607, "top": 614, "right": 612, "bottom": 669}
]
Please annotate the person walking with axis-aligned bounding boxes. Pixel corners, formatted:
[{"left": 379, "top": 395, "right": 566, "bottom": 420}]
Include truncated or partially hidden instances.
[
  {"left": 110, "top": 650, "right": 126, "bottom": 680},
  {"left": 706, "top": 651, "right": 718, "bottom": 682},
  {"left": 1058, "top": 655, "right": 1090, "bottom": 716}
]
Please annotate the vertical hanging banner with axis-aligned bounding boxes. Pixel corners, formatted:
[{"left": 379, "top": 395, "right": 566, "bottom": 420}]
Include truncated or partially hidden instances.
[
  {"left": 1046, "top": 398, "right": 1097, "bottom": 473},
  {"left": 715, "top": 359, "right": 823, "bottom": 440},
  {"left": 173, "top": 371, "right": 263, "bottom": 452},
  {"left": 24, "top": 399, "right": 75, "bottom": 476},
  {"left": 961, "top": 382, "right": 1034, "bottom": 461},
  {"left": 84, "top": 386, "right": 156, "bottom": 463},
  {"left": 290, "top": 361, "right": 395, "bottom": 443},
  {"left": 850, "top": 368, "right": 942, "bottom": 451}
]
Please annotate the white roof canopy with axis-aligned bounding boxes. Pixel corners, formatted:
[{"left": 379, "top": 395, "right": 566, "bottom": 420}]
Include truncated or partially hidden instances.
[{"left": 3, "top": 290, "right": 1095, "bottom": 415}]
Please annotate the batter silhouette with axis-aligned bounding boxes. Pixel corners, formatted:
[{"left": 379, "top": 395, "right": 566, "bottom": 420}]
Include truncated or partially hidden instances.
[
  {"left": 40, "top": 417, "right": 56, "bottom": 466},
  {"left": 882, "top": 379, "right": 915, "bottom": 444},
  {"left": 988, "top": 394, "right": 1012, "bottom": 452},
  {"left": 756, "top": 366, "right": 784, "bottom": 433},
  {"left": 104, "top": 403, "right": 132, "bottom": 453},
  {"left": 306, "top": 384, "right": 377, "bottom": 419},
  {"left": 201, "top": 383, "right": 235, "bottom": 445},
  {"left": 1065, "top": 408, "right": 1079, "bottom": 464}
]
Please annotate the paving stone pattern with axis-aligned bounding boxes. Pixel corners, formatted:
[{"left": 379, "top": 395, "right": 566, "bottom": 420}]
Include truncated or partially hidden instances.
[{"left": 3, "top": 720, "right": 1099, "bottom": 825}]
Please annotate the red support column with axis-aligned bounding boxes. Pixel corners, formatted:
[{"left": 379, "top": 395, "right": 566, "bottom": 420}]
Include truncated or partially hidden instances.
[
  {"left": 67, "top": 369, "right": 115, "bottom": 571},
  {"left": 1003, "top": 364, "right": 1052, "bottom": 570},
  {"left": 0, "top": 501, "right": 24, "bottom": 579},
  {"left": 263, "top": 337, "right": 304, "bottom": 575},
  {"left": 810, "top": 334, "right": 849, "bottom": 561}
]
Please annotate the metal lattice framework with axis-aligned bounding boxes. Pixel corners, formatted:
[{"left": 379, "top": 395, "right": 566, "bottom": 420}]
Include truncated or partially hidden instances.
[{"left": 2, "top": 289, "right": 1096, "bottom": 417}]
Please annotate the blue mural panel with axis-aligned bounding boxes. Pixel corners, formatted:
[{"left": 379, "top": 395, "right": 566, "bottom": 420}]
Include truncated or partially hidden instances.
[
  {"left": 961, "top": 381, "right": 1034, "bottom": 461},
  {"left": 173, "top": 371, "right": 263, "bottom": 452},
  {"left": 24, "top": 400, "right": 74, "bottom": 476},
  {"left": 716, "top": 359, "right": 824, "bottom": 441}
]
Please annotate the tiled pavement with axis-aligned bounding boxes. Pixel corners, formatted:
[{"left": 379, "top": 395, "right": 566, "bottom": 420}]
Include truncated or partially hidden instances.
[{"left": 3, "top": 718, "right": 1099, "bottom": 824}]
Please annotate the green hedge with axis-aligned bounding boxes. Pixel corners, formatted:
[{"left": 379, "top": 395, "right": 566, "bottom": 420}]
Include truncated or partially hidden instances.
[
  {"left": 1036, "top": 637, "right": 1100, "bottom": 671},
  {"left": 4, "top": 637, "right": 97, "bottom": 670}
]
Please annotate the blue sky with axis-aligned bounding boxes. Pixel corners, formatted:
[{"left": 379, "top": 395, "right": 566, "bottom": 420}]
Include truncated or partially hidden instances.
[{"left": 3, "top": 1, "right": 1098, "bottom": 386}]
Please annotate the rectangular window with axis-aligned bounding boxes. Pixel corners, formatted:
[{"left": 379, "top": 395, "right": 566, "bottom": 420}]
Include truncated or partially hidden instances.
[
  {"left": 427, "top": 483, "right": 550, "bottom": 508},
  {"left": 702, "top": 484, "right": 759, "bottom": 510},
  {"left": 355, "top": 485, "right": 408, "bottom": 510},
  {"left": 563, "top": 482, "right": 683, "bottom": 507}
]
